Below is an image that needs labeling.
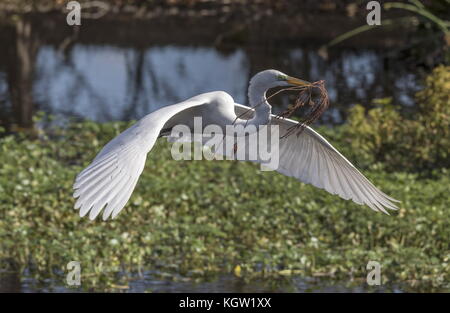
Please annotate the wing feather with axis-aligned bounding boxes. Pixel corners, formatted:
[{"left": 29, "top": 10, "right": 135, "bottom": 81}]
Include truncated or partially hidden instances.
[
  {"left": 233, "top": 103, "right": 399, "bottom": 213},
  {"left": 73, "top": 97, "right": 205, "bottom": 220}
]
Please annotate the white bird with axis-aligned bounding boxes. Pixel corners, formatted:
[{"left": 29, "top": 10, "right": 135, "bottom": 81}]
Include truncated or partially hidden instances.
[{"left": 73, "top": 69, "right": 399, "bottom": 220}]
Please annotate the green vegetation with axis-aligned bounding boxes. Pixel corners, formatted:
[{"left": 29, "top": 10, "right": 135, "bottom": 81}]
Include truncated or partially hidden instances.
[
  {"left": 342, "top": 65, "right": 450, "bottom": 172},
  {"left": 0, "top": 68, "right": 449, "bottom": 292}
]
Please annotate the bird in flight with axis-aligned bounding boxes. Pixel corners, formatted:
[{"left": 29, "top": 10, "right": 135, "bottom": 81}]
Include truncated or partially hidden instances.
[{"left": 73, "top": 69, "right": 399, "bottom": 220}]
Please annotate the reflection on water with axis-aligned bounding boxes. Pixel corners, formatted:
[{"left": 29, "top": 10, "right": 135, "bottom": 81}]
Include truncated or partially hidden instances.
[
  {"left": 34, "top": 46, "right": 249, "bottom": 122},
  {"left": 0, "top": 14, "right": 422, "bottom": 130},
  {"left": 1, "top": 271, "right": 406, "bottom": 293},
  {"left": 32, "top": 45, "right": 420, "bottom": 125}
]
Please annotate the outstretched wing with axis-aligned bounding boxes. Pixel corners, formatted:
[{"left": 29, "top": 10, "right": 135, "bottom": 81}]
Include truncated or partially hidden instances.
[
  {"left": 234, "top": 103, "right": 399, "bottom": 213},
  {"left": 73, "top": 98, "right": 204, "bottom": 220}
]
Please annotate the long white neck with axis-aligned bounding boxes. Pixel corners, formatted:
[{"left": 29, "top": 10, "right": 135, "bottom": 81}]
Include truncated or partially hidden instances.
[{"left": 234, "top": 80, "right": 271, "bottom": 128}]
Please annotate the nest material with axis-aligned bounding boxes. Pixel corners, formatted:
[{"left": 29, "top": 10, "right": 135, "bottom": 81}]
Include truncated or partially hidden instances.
[
  {"left": 275, "top": 80, "right": 329, "bottom": 138},
  {"left": 233, "top": 80, "right": 330, "bottom": 138}
]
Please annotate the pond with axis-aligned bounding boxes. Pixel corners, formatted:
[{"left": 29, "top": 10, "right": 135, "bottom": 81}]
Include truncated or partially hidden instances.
[
  {"left": 1, "top": 270, "right": 411, "bottom": 293},
  {"left": 0, "top": 13, "right": 423, "bottom": 130}
]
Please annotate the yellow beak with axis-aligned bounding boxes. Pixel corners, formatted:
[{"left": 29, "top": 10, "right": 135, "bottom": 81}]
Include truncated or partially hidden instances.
[{"left": 286, "top": 76, "right": 310, "bottom": 87}]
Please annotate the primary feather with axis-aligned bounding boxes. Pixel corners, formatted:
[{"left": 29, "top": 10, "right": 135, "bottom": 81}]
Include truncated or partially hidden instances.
[{"left": 73, "top": 97, "right": 205, "bottom": 220}]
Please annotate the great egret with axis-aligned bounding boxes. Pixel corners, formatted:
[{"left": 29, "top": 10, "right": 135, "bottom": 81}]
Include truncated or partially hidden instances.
[{"left": 73, "top": 69, "right": 399, "bottom": 220}]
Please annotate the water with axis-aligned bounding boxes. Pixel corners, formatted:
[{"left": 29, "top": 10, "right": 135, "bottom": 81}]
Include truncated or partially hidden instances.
[
  {"left": 1, "top": 271, "right": 408, "bottom": 293},
  {"left": 32, "top": 45, "right": 420, "bottom": 124},
  {"left": 0, "top": 13, "right": 423, "bottom": 130}
]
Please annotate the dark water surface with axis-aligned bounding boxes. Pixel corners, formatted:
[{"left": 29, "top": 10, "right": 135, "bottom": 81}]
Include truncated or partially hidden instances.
[
  {"left": 0, "top": 13, "right": 423, "bottom": 130},
  {"left": 33, "top": 45, "right": 419, "bottom": 124},
  {"left": 1, "top": 270, "right": 411, "bottom": 293}
]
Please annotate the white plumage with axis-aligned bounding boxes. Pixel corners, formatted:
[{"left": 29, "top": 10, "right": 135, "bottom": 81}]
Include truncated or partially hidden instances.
[{"left": 74, "top": 97, "right": 205, "bottom": 220}]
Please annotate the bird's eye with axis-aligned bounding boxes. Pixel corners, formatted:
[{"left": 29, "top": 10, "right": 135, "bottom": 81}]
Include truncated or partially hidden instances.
[{"left": 277, "top": 74, "right": 287, "bottom": 81}]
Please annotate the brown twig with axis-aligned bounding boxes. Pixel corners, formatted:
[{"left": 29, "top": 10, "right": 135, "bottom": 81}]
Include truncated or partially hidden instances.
[
  {"left": 232, "top": 86, "right": 304, "bottom": 127},
  {"left": 233, "top": 80, "right": 329, "bottom": 138},
  {"left": 276, "top": 80, "right": 329, "bottom": 138}
]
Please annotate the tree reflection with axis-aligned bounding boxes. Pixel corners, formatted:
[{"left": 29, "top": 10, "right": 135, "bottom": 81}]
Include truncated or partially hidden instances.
[
  {"left": 6, "top": 16, "right": 39, "bottom": 130},
  {"left": 0, "top": 13, "right": 422, "bottom": 131}
]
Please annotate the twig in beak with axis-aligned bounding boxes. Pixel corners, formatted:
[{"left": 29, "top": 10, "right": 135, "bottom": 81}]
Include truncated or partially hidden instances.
[
  {"left": 276, "top": 80, "right": 329, "bottom": 138},
  {"left": 232, "top": 80, "right": 329, "bottom": 139}
]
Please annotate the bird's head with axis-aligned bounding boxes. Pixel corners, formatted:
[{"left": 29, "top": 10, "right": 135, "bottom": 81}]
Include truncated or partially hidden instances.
[{"left": 250, "top": 69, "right": 310, "bottom": 90}]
